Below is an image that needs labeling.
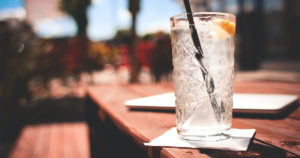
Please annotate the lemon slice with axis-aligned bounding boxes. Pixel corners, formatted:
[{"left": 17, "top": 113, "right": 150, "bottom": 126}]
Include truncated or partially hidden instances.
[{"left": 212, "top": 19, "right": 236, "bottom": 38}]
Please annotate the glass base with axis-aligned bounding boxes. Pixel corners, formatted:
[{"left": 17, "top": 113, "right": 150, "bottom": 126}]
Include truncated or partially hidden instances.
[{"left": 178, "top": 128, "right": 231, "bottom": 141}]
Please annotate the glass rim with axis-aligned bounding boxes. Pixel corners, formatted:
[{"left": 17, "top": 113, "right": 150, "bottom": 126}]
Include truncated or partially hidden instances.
[{"left": 170, "top": 12, "right": 236, "bottom": 21}]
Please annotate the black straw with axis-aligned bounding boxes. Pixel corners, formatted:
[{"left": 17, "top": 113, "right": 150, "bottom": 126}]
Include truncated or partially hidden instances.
[
  {"left": 182, "top": 0, "right": 224, "bottom": 122},
  {"left": 183, "top": 0, "right": 204, "bottom": 59}
]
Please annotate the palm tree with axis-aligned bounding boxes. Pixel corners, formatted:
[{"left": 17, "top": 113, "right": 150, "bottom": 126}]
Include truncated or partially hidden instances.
[{"left": 59, "top": 0, "right": 91, "bottom": 38}]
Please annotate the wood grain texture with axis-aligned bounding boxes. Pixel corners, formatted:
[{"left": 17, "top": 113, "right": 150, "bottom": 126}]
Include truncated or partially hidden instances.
[
  {"left": 9, "top": 123, "right": 90, "bottom": 158},
  {"left": 87, "top": 81, "right": 300, "bottom": 157}
]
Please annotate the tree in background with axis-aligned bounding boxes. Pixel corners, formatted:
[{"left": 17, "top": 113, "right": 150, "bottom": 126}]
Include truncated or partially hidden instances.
[
  {"left": 59, "top": 0, "right": 91, "bottom": 75},
  {"left": 0, "top": 20, "right": 40, "bottom": 148},
  {"left": 128, "top": 0, "right": 140, "bottom": 83},
  {"left": 59, "top": 0, "right": 91, "bottom": 38}
]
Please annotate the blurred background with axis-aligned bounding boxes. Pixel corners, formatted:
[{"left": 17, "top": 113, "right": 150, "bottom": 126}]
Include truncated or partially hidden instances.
[{"left": 0, "top": 0, "right": 299, "bottom": 157}]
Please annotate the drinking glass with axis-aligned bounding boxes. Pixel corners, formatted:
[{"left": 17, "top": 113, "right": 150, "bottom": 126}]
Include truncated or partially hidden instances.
[{"left": 170, "top": 12, "right": 236, "bottom": 141}]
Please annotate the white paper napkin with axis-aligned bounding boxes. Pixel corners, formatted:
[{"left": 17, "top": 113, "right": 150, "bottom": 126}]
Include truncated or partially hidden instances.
[{"left": 144, "top": 128, "right": 255, "bottom": 151}]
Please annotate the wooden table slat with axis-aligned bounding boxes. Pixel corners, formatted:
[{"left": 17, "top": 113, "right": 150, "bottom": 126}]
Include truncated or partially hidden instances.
[{"left": 9, "top": 123, "right": 90, "bottom": 158}]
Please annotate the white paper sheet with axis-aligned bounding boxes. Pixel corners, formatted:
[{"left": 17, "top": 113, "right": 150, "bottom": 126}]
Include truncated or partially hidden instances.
[{"left": 144, "top": 127, "right": 256, "bottom": 151}]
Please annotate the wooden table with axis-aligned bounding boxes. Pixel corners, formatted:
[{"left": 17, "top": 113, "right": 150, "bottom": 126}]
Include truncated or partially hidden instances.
[
  {"left": 9, "top": 123, "right": 90, "bottom": 158},
  {"left": 85, "top": 81, "right": 300, "bottom": 158}
]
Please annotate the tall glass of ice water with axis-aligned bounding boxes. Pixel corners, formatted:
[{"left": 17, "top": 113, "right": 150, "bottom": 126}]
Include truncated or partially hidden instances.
[{"left": 170, "top": 12, "right": 236, "bottom": 141}]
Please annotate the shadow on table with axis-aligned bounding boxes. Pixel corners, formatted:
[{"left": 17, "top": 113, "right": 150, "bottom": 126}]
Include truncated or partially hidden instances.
[
  {"left": 24, "top": 97, "right": 86, "bottom": 125},
  {"left": 85, "top": 96, "right": 149, "bottom": 158},
  {"left": 198, "top": 140, "right": 298, "bottom": 158},
  {"left": 148, "top": 140, "right": 298, "bottom": 158}
]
